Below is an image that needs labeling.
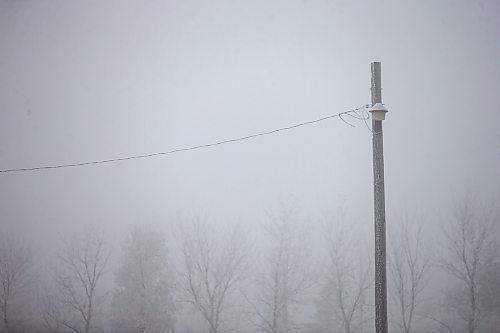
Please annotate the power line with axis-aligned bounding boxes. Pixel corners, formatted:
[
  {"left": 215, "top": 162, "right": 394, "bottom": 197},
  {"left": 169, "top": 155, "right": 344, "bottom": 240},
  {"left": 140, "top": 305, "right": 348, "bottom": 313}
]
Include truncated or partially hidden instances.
[{"left": 0, "top": 106, "right": 368, "bottom": 174}]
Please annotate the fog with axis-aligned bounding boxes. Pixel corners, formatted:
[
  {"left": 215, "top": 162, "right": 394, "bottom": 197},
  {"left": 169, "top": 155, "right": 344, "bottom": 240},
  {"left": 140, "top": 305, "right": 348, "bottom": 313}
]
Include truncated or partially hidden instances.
[{"left": 1, "top": 0, "right": 500, "bottom": 332}]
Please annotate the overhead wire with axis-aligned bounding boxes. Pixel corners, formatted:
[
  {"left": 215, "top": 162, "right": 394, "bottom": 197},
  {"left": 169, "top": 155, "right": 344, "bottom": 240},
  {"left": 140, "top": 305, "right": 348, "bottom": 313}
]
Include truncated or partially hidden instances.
[{"left": 0, "top": 106, "right": 369, "bottom": 174}]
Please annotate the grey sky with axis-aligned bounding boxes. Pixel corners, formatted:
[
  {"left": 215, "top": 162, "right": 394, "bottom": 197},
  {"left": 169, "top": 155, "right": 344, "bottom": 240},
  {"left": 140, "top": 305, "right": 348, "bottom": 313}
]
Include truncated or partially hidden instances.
[{"left": 1, "top": 0, "right": 500, "bottom": 247}]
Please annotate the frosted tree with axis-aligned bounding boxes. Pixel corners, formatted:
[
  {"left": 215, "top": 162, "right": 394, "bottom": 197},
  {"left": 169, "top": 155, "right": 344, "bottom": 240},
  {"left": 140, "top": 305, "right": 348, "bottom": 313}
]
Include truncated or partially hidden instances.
[
  {"left": 389, "top": 217, "right": 431, "bottom": 333},
  {"left": 441, "top": 197, "right": 498, "bottom": 333},
  {"left": 178, "top": 219, "right": 249, "bottom": 333},
  {"left": 316, "top": 213, "right": 372, "bottom": 333},
  {"left": 478, "top": 243, "right": 500, "bottom": 325},
  {"left": 44, "top": 229, "right": 111, "bottom": 333},
  {"left": 245, "top": 205, "right": 314, "bottom": 333},
  {"left": 0, "top": 237, "right": 33, "bottom": 333},
  {"left": 109, "top": 225, "right": 175, "bottom": 333}
]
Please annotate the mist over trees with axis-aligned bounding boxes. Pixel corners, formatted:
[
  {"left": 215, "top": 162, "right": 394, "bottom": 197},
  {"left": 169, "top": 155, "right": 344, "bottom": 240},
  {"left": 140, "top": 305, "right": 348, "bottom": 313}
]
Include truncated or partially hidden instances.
[
  {"left": 388, "top": 216, "right": 431, "bottom": 333},
  {"left": 439, "top": 198, "right": 500, "bottom": 333},
  {"left": 0, "top": 237, "right": 33, "bottom": 333},
  {"left": 315, "top": 213, "right": 372, "bottom": 333},
  {"left": 245, "top": 205, "right": 314, "bottom": 333},
  {"left": 110, "top": 226, "right": 175, "bottom": 333},
  {"left": 177, "top": 219, "right": 250, "bottom": 333},
  {"left": 42, "top": 230, "right": 111, "bottom": 333},
  {"left": 0, "top": 196, "right": 499, "bottom": 333},
  {"left": 0, "top": 195, "right": 498, "bottom": 333}
]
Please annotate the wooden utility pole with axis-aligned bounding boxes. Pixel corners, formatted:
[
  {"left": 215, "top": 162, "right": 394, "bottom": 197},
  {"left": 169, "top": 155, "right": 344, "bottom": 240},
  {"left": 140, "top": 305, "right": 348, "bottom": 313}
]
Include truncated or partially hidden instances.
[{"left": 371, "top": 61, "right": 388, "bottom": 333}]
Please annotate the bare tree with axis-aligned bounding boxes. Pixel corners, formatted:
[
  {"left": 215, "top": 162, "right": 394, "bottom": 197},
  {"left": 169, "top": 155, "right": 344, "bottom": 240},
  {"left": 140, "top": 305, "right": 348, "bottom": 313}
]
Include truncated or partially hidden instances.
[
  {"left": 389, "top": 216, "right": 431, "bottom": 333},
  {"left": 110, "top": 225, "right": 175, "bottom": 333},
  {"left": 316, "top": 213, "right": 372, "bottom": 333},
  {"left": 178, "top": 219, "right": 249, "bottom": 333},
  {"left": 245, "top": 205, "right": 314, "bottom": 333},
  {"left": 441, "top": 197, "right": 498, "bottom": 333},
  {"left": 0, "top": 237, "right": 33, "bottom": 333},
  {"left": 44, "top": 229, "right": 111, "bottom": 333},
  {"left": 478, "top": 243, "right": 500, "bottom": 319},
  {"left": 42, "top": 293, "right": 63, "bottom": 333}
]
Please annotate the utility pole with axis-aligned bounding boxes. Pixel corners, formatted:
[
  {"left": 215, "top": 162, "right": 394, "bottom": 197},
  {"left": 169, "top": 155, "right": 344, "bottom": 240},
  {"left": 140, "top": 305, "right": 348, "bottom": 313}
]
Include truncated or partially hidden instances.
[{"left": 371, "top": 61, "right": 388, "bottom": 333}]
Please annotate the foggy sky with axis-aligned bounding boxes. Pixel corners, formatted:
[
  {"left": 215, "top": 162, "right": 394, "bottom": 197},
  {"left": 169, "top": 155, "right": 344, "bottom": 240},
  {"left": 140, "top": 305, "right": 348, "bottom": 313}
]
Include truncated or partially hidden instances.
[{"left": 1, "top": 0, "right": 500, "bottom": 248}]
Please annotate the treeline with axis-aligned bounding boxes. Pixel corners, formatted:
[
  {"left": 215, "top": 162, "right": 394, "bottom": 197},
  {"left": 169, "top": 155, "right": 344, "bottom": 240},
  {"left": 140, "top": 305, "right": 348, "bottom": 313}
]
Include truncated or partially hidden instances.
[{"left": 1, "top": 197, "right": 499, "bottom": 333}]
